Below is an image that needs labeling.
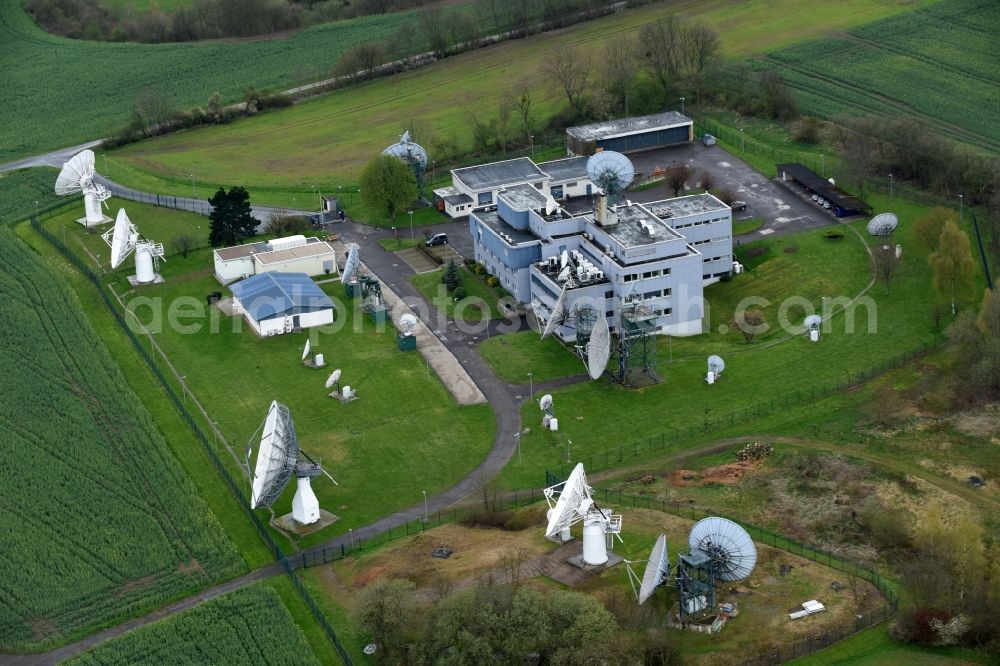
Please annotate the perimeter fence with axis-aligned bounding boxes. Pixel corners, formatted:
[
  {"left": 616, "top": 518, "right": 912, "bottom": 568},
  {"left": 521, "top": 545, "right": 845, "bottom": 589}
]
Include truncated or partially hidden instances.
[{"left": 30, "top": 217, "right": 354, "bottom": 665}]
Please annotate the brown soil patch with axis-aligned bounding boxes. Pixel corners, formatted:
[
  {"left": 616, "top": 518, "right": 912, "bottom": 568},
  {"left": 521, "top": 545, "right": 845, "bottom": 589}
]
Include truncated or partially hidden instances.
[
  {"left": 29, "top": 618, "right": 58, "bottom": 642},
  {"left": 670, "top": 460, "right": 759, "bottom": 487},
  {"left": 114, "top": 574, "right": 158, "bottom": 598},
  {"left": 353, "top": 562, "right": 390, "bottom": 588},
  {"left": 177, "top": 559, "right": 204, "bottom": 575}
]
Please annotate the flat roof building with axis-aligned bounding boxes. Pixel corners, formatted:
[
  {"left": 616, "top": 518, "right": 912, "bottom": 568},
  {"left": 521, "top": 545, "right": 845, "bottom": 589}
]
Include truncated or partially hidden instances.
[
  {"left": 776, "top": 163, "right": 871, "bottom": 218},
  {"left": 230, "top": 272, "right": 335, "bottom": 337},
  {"left": 212, "top": 235, "right": 337, "bottom": 284},
  {"left": 566, "top": 111, "right": 694, "bottom": 156}
]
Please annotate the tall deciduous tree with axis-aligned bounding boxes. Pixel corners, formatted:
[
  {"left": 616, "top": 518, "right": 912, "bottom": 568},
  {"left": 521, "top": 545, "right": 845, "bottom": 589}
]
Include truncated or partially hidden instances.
[
  {"left": 542, "top": 46, "right": 591, "bottom": 116},
  {"left": 929, "top": 220, "right": 976, "bottom": 315},
  {"left": 359, "top": 154, "right": 417, "bottom": 220},
  {"left": 603, "top": 36, "right": 639, "bottom": 117},
  {"left": 208, "top": 186, "right": 257, "bottom": 247},
  {"left": 913, "top": 207, "right": 955, "bottom": 253}
]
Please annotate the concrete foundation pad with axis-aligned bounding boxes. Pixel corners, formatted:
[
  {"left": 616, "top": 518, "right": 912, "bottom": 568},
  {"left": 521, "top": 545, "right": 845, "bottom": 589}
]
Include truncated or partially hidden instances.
[
  {"left": 566, "top": 551, "right": 624, "bottom": 572},
  {"left": 272, "top": 509, "right": 339, "bottom": 536},
  {"left": 76, "top": 214, "right": 113, "bottom": 228},
  {"left": 126, "top": 273, "right": 165, "bottom": 286}
]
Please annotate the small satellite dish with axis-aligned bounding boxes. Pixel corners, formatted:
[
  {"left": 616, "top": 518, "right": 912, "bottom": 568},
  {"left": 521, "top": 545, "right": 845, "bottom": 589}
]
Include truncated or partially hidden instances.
[
  {"left": 541, "top": 284, "right": 569, "bottom": 339},
  {"left": 363, "top": 644, "right": 378, "bottom": 656},
  {"left": 545, "top": 194, "right": 557, "bottom": 216},
  {"left": 55, "top": 149, "right": 111, "bottom": 225},
  {"left": 398, "top": 313, "right": 418, "bottom": 336},
  {"left": 586, "top": 151, "right": 635, "bottom": 203},
  {"left": 707, "top": 355, "right": 725, "bottom": 374},
  {"left": 342, "top": 243, "right": 361, "bottom": 283},
  {"left": 638, "top": 534, "right": 670, "bottom": 605},
  {"left": 866, "top": 213, "right": 898, "bottom": 236},
  {"left": 560, "top": 249, "right": 569, "bottom": 269},
  {"left": 301, "top": 339, "right": 311, "bottom": 361},
  {"left": 804, "top": 315, "right": 822, "bottom": 330},
  {"left": 324, "top": 369, "right": 342, "bottom": 389},
  {"left": 688, "top": 517, "right": 757, "bottom": 582},
  {"left": 585, "top": 314, "right": 611, "bottom": 380},
  {"left": 539, "top": 394, "right": 553, "bottom": 412}
]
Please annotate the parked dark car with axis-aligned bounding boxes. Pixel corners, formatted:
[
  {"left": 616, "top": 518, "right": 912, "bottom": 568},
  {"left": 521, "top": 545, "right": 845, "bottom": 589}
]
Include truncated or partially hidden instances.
[
  {"left": 731, "top": 200, "right": 747, "bottom": 211},
  {"left": 425, "top": 233, "right": 448, "bottom": 247}
]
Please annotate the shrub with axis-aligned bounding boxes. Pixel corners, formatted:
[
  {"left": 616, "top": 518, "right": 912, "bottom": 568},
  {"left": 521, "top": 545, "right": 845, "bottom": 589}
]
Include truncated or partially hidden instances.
[
  {"left": 452, "top": 286, "right": 467, "bottom": 300},
  {"left": 485, "top": 275, "right": 499, "bottom": 288}
]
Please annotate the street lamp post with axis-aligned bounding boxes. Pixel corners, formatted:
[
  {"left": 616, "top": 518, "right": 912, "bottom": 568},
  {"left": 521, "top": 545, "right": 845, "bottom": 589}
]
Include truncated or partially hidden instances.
[
  {"left": 190, "top": 174, "right": 196, "bottom": 200},
  {"left": 820, "top": 154, "right": 825, "bottom": 177},
  {"left": 566, "top": 438, "right": 572, "bottom": 463},
  {"left": 422, "top": 490, "right": 428, "bottom": 522},
  {"left": 529, "top": 134, "right": 534, "bottom": 158},
  {"left": 739, "top": 128, "right": 744, "bottom": 151},
  {"left": 408, "top": 209, "right": 414, "bottom": 241},
  {"left": 959, "top": 194, "right": 964, "bottom": 225},
  {"left": 34, "top": 200, "right": 39, "bottom": 220},
  {"left": 679, "top": 97, "right": 685, "bottom": 115},
  {"left": 888, "top": 174, "right": 893, "bottom": 199},
  {"left": 516, "top": 432, "right": 521, "bottom": 465},
  {"left": 527, "top": 371, "right": 533, "bottom": 400}
]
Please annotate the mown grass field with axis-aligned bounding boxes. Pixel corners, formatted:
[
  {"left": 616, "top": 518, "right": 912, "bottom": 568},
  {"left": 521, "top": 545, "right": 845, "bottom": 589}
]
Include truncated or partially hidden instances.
[
  {"left": 0, "top": 0, "right": 438, "bottom": 162},
  {"left": 66, "top": 585, "right": 320, "bottom": 666},
  {"left": 763, "top": 0, "right": 1000, "bottom": 152},
  {"left": 25, "top": 213, "right": 497, "bottom": 547},
  {"left": 103, "top": 0, "right": 940, "bottom": 207},
  {"left": 495, "top": 192, "right": 969, "bottom": 489},
  {"left": 409, "top": 265, "right": 508, "bottom": 321},
  {"left": 0, "top": 226, "right": 245, "bottom": 652}
]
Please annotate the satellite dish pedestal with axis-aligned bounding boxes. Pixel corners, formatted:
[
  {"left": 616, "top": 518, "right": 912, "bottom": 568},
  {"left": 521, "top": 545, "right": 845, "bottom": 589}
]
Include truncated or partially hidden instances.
[
  {"left": 543, "top": 463, "right": 624, "bottom": 571},
  {"left": 55, "top": 150, "right": 113, "bottom": 228},
  {"left": 291, "top": 464, "right": 322, "bottom": 525}
]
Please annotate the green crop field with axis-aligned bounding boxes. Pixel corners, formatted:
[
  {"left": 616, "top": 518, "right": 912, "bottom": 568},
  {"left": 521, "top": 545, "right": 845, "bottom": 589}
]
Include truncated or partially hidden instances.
[
  {"left": 0, "top": 0, "right": 438, "bottom": 163},
  {"left": 0, "top": 226, "right": 244, "bottom": 652},
  {"left": 0, "top": 167, "right": 64, "bottom": 225},
  {"left": 103, "top": 0, "right": 940, "bottom": 208},
  {"left": 764, "top": 0, "right": 1000, "bottom": 152},
  {"left": 66, "top": 585, "right": 320, "bottom": 666}
]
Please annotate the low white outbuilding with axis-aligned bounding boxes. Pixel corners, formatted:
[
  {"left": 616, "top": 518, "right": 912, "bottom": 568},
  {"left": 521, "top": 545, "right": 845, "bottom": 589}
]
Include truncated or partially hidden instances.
[
  {"left": 230, "top": 272, "right": 335, "bottom": 337},
  {"left": 213, "top": 235, "right": 337, "bottom": 284}
]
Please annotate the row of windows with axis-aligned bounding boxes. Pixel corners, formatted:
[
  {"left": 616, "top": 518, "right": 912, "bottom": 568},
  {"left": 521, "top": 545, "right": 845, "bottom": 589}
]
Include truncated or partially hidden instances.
[
  {"left": 702, "top": 255, "right": 729, "bottom": 263},
  {"left": 622, "top": 267, "right": 671, "bottom": 282},
  {"left": 625, "top": 288, "right": 672, "bottom": 303},
  {"left": 693, "top": 237, "right": 730, "bottom": 247},
  {"left": 673, "top": 216, "right": 728, "bottom": 230}
]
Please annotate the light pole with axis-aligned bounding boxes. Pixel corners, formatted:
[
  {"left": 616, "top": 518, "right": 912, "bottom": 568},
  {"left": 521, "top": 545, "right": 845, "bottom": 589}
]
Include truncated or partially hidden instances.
[
  {"left": 515, "top": 432, "right": 521, "bottom": 465},
  {"left": 566, "top": 438, "right": 572, "bottom": 463},
  {"left": 529, "top": 134, "right": 534, "bottom": 158},
  {"left": 820, "top": 154, "right": 825, "bottom": 177},
  {"left": 311, "top": 185, "right": 317, "bottom": 210},
  {"left": 190, "top": 174, "right": 196, "bottom": 200},
  {"left": 959, "top": 194, "right": 964, "bottom": 225},
  {"left": 34, "top": 200, "right": 39, "bottom": 220},
  {"left": 888, "top": 173, "right": 893, "bottom": 199},
  {"left": 431, "top": 160, "right": 436, "bottom": 187},
  {"left": 408, "top": 209, "right": 414, "bottom": 241},
  {"left": 679, "top": 97, "right": 685, "bottom": 115},
  {"left": 422, "top": 490, "right": 428, "bottom": 522},
  {"left": 527, "top": 371, "right": 533, "bottom": 399},
  {"left": 102, "top": 154, "right": 108, "bottom": 177},
  {"left": 739, "top": 128, "right": 744, "bottom": 151}
]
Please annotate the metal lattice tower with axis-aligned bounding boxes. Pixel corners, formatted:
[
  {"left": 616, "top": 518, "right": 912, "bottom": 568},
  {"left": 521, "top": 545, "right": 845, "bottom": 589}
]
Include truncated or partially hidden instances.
[
  {"left": 610, "top": 305, "right": 660, "bottom": 387},
  {"left": 574, "top": 304, "right": 599, "bottom": 356}
]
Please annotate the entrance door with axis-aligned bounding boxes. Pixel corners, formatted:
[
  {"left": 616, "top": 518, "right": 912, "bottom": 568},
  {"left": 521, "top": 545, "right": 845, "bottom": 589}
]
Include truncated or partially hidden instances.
[
  {"left": 586, "top": 184, "right": 592, "bottom": 196},
  {"left": 292, "top": 315, "right": 301, "bottom": 329}
]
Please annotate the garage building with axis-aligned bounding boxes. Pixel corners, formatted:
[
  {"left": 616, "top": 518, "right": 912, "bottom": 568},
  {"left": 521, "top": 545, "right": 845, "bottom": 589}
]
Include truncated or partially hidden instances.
[
  {"left": 230, "top": 272, "right": 335, "bottom": 337},
  {"left": 776, "top": 163, "right": 871, "bottom": 218},
  {"left": 566, "top": 111, "right": 693, "bottom": 156},
  {"left": 213, "top": 234, "right": 337, "bottom": 284}
]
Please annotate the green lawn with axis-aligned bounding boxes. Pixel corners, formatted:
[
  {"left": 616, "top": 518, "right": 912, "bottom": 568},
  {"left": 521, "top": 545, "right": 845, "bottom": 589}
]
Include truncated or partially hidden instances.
[
  {"left": 479, "top": 332, "right": 587, "bottom": 384},
  {"left": 103, "top": 0, "right": 941, "bottom": 207},
  {"left": 65, "top": 584, "right": 320, "bottom": 666},
  {"left": 409, "top": 265, "right": 508, "bottom": 321},
  {"left": 733, "top": 217, "right": 765, "bottom": 235},
  {"left": 790, "top": 625, "right": 993, "bottom": 665},
  {"left": 378, "top": 237, "right": 423, "bottom": 251},
  {"left": 40, "top": 218, "right": 497, "bottom": 548}
]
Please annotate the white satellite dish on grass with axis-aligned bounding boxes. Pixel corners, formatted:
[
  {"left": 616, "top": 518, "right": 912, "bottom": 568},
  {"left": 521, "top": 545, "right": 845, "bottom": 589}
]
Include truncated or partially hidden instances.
[
  {"left": 247, "top": 401, "right": 337, "bottom": 525},
  {"left": 804, "top": 314, "right": 822, "bottom": 342},
  {"left": 706, "top": 355, "right": 725, "bottom": 385},
  {"left": 102, "top": 208, "right": 165, "bottom": 284},
  {"left": 543, "top": 463, "right": 622, "bottom": 565},
  {"left": 55, "top": 149, "right": 111, "bottom": 226},
  {"left": 585, "top": 313, "right": 611, "bottom": 380},
  {"left": 398, "top": 313, "right": 418, "bottom": 337},
  {"left": 539, "top": 394, "right": 556, "bottom": 430},
  {"left": 301, "top": 339, "right": 311, "bottom": 362},
  {"left": 688, "top": 517, "right": 757, "bottom": 582},
  {"left": 539, "top": 394, "right": 553, "bottom": 412},
  {"left": 324, "top": 368, "right": 342, "bottom": 390},
  {"left": 866, "top": 213, "right": 898, "bottom": 237},
  {"left": 625, "top": 533, "right": 670, "bottom": 605}
]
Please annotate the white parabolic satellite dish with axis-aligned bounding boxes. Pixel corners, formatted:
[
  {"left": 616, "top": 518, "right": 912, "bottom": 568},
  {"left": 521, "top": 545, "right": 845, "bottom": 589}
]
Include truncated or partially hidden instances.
[
  {"left": 399, "top": 313, "right": 418, "bottom": 335},
  {"left": 107, "top": 209, "right": 138, "bottom": 269},
  {"left": 325, "top": 369, "right": 342, "bottom": 389},
  {"left": 688, "top": 517, "right": 757, "bottom": 582},
  {"left": 804, "top": 314, "right": 823, "bottom": 330},
  {"left": 539, "top": 394, "right": 553, "bottom": 412},
  {"left": 56, "top": 149, "right": 111, "bottom": 225},
  {"left": 342, "top": 244, "right": 361, "bottom": 283},
  {"left": 544, "top": 463, "right": 591, "bottom": 538},
  {"left": 250, "top": 401, "right": 299, "bottom": 509},
  {"left": 586, "top": 313, "right": 611, "bottom": 380},
  {"left": 638, "top": 534, "right": 670, "bottom": 605},
  {"left": 301, "top": 339, "right": 311, "bottom": 361},
  {"left": 866, "top": 213, "right": 898, "bottom": 236},
  {"left": 708, "top": 355, "right": 725, "bottom": 374},
  {"left": 541, "top": 284, "right": 569, "bottom": 339},
  {"left": 586, "top": 151, "right": 636, "bottom": 198}
]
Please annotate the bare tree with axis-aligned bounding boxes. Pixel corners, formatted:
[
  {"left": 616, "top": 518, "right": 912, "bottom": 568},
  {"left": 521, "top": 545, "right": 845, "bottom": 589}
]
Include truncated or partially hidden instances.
[
  {"left": 603, "top": 36, "right": 638, "bottom": 117},
  {"left": 170, "top": 233, "right": 197, "bottom": 258},
  {"left": 872, "top": 243, "right": 900, "bottom": 295},
  {"left": 665, "top": 163, "right": 692, "bottom": 197},
  {"left": 496, "top": 99, "right": 513, "bottom": 154},
  {"left": 497, "top": 547, "right": 528, "bottom": 587},
  {"left": 640, "top": 17, "right": 684, "bottom": 104},
  {"left": 543, "top": 46, "right": 591, "bottom": 116},
  {"left": 730, "top": 308, "right": 767, "bottom": 342},
  {"left": 698, "top": 170, "right": 714, "bottom": 191}
]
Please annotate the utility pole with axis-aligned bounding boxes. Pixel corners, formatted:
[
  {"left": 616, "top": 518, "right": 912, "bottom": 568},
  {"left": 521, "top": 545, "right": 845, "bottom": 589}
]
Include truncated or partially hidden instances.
[
  {"left": 679, "top": 97, "right": 685, "bottom": 115},
  {"left": 527, "top": 371, "right": 533, "bottom": 399}
]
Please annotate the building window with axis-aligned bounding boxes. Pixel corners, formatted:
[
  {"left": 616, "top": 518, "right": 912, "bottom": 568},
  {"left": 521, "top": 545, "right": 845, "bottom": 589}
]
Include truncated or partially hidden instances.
[
  {"left": 567, "top": 182, "right": 577, "bottom": 187},
  {"left": 605, "top": 290, "right": 614, "bottom": 299},
  {"left": 478, "top": 192, "right": 492, "bottom": 205},
  {"left": 551, "top": 185, "right": 564, "bottom": 199}
]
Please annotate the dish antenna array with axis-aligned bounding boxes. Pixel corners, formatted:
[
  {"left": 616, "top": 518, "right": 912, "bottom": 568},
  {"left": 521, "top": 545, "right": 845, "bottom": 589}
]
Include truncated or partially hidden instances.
[
  {"left": 866, "top": 212, "right": 898, "bottom": 237},
  {"left": 625, "top": 533, "right": 670, "bottom": 605},
  {"left": 586, "top": 151, "right": 635, "bottom": 227},
  {"left": 382, "top": 130, "right": 429, "bottom": 201},
  {"left": 675, "top": 517, "right": 757, "bottom": 621},
  {"left": 543, "top": 463, "right": 622, "bottom": 566},
  {"left": 804, "top": 314, "right": 822, "bottom": 343},
  {"left": 102, "top": 208, "right": 165, "bottom": 284},
  {"left": 247, "top": 401, "right": 338, "bottom": 525},
  {"left": 706, "top": 355, "right": 725, "bottom": 385},
  {"left": 55, "top": 149, "right": 111, "bottom": 226}
]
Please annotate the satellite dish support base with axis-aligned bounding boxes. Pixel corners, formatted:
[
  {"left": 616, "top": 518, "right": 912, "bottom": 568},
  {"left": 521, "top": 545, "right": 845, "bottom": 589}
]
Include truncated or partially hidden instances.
[
  {"left": 272, "top": 508, "right": 340, "bottom": 536},
  {"left": 126, "top": 272, "right": 165, "bottom": 287},
  {"left": 76, "top": 213, "right": 113, "bottom": 229},
  {"left": 565, "top": 550, "right": 624, "bottom": 573}
]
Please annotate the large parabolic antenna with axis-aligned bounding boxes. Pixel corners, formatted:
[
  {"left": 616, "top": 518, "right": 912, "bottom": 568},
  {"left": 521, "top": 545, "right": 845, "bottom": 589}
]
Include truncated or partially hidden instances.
[
  {"left": 544, "top": 463, "right": 622, "bottom": 566},
  {"left": 541, "top": 283, "right": 569, "bottom": 339},
  {"left": 342, "top": 243, "right": 361, "bottom": 284},
  {"left": 586, "top": 151, "right": 635, "bottom": 204},
  {"left": 250, "top": 401, "right": 299, "bottom": 509},
  {"left": 381, "top": 130, "right": 428, "bottom": 168},
  {"left": 866, "top": 212, "right": 898, "bottom": 237},
  {"left": 638, "top": 534, "right": 670, "bottom": 604},
  {"left": 101, "top": 208, "right": 165, "bottom": 283},
  {"left": 585, "top": 312, "right": 611, "bottom": 380},
  {"left": 688, "top": 517, "right": 757, "bottom": 582},
  {"left": 55, "top": 149, "right": 111, "bottom": 226}
]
